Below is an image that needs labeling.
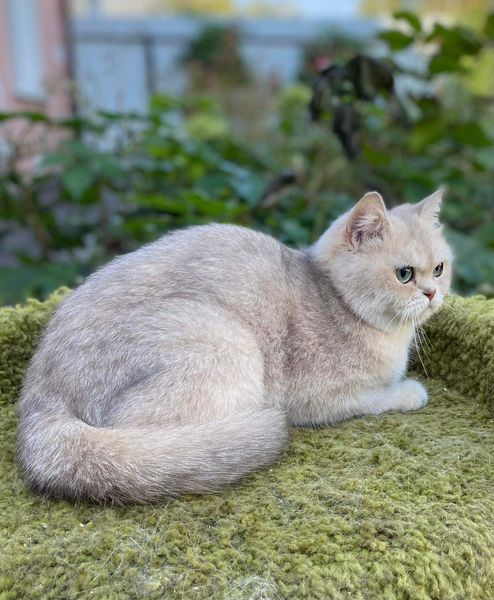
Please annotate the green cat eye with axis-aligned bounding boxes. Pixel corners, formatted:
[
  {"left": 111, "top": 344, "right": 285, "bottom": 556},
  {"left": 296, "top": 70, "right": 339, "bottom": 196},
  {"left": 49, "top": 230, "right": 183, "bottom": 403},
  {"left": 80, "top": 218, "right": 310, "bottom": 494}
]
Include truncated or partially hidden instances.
[
  {"left": 396, "top": 266, "right": 414, "bottom": 284},
  {"left": 433, "top": 262, "right": 444, "bottom": 277}
]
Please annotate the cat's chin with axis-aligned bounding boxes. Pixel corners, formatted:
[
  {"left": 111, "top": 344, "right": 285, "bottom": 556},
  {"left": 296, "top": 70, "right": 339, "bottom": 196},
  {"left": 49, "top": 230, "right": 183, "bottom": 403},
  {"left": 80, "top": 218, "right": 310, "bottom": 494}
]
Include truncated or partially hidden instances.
[
  {"left": 416, "top": 300, "right": 442, "bottom": 324},
  {"left": 395, "top": 297, "right": 440, "bottom": 326}
]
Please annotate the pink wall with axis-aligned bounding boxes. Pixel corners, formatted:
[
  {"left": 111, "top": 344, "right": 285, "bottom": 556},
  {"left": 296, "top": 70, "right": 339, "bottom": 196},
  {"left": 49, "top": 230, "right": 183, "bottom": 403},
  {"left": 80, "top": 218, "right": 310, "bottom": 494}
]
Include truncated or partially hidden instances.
[{"left": 0, "top": 0, "right": 72, "bottom": 117}]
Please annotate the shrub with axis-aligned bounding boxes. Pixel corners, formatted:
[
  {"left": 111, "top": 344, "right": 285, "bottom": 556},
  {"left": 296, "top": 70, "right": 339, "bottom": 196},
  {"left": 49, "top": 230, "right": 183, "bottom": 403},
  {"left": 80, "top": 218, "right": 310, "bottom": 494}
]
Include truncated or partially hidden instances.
[{"left": 0, "top": 11, "right": 493, "bottom": 304}]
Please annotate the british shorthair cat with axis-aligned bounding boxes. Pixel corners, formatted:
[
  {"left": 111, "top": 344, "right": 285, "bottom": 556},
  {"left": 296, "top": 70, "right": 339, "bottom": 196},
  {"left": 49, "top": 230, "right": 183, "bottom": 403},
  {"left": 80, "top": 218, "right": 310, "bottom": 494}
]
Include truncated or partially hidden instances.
[{"left": 17, "top": 190, "right": 452, "bottom": 503}]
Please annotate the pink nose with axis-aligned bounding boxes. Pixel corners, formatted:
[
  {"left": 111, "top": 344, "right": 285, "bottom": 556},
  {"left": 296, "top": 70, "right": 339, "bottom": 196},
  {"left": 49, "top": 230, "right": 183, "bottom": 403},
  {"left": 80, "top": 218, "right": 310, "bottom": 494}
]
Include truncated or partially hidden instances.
[{"left": 423, "top": 288, "right": 436, "bottom": 302}]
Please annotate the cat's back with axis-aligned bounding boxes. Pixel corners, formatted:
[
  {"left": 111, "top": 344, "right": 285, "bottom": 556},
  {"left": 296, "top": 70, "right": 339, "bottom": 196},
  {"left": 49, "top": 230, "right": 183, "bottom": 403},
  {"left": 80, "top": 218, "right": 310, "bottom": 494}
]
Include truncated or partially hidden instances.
[
  {"left": 86, "top": 223, "right": 290, "bottom": 302},
  {"left": 41, "top": 224, "right": 296, "bottom": 344}
]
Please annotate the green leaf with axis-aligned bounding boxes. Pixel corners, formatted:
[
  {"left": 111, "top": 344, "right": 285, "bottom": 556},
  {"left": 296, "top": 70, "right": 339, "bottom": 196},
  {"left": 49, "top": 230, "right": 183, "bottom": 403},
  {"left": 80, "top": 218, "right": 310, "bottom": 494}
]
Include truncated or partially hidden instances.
[
  {"left": 15, "top": 111, "right": 52, "bottom": 123},
  {"left": 0, "top": 264, "right": 80, "bottom": 305},
  {"left": 0, "top": 110, "right": 51, "bottom": 123},
  {"left": 195, "top": 172, "right": 230, "bottom": 196},
  {"left": 61, "top": 166, "right": 95, "bottom": 200},
  {"left": 427, "top": 24, "right": 482, "bottom": 59},
  {"left": 123, "top": 215, "right": 171, "bottom": 237},
  {"left": 57, "top": 117, "right": 106, "bottom": 133},
  {"left": 484, "top": 13, "right": 494, "bottom": 38},
  {"left": 94, "top": 155, "right": 125, "bottom": 179},
  {"left": 332, "top": 103, "right": 361, "bottom": 159},
  {"left": 474, "top": 222, "right": 494, "bottom": 249},
  {"left": 231, "top": 176, "right": 266, "bottom": 205},
  {"left": 362, "top": 144, "right": 389, "bottom": 166},
  {"left": 452, "top": 123, "right": 491, "bottom": 148},
  {"left": 408, "top": 118, "right": 446, "bottom": 152},
  {"left": 378, "top": 30, "right": 414, "bottom": 51},
  {"left": 394, "top": 11, "right": 421, "bottom": 32},
  {"left": 345, "top": 55, "right": 394, "bottom": 100},
  {"left": 446, "top": 230, "right": 494, "bottom": 293},
  {"left": 183, "top": 192, "right": 233, "bottom": 216},
  {"left": 453, "top": 27, "right": 483, "bottom": 55},
  {"left": 132, "top": 193, "right": 189, "bottom": 215},
  {"left": 41, "top": 152, "right": 70, "bottom": 168},
  {"left": 150, "top": 94, "right": 181, "bottom": 114},
  {"left": 280, "top": 219, "right": 310, "bottom": 245},
  {"left": 428, "top": 54, "right": 464, "bottom": 74}
]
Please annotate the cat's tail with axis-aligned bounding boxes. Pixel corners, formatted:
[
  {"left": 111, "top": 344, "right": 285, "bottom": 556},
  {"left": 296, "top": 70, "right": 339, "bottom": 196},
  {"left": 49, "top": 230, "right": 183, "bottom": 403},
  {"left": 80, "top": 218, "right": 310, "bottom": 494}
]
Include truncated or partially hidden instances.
[{"left": 17, "top": 407, "right": 289, "bottom": 503}]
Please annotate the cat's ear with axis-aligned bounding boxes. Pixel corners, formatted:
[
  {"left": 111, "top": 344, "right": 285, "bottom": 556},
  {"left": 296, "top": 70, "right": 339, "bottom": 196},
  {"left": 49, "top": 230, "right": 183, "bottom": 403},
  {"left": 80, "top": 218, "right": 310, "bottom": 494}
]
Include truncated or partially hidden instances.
[
  {"left": 346, "top": 192, "right": 390, "bottom": 247},
  {"left": 415, "top": 189, "right": 443, "bottom": 225}
]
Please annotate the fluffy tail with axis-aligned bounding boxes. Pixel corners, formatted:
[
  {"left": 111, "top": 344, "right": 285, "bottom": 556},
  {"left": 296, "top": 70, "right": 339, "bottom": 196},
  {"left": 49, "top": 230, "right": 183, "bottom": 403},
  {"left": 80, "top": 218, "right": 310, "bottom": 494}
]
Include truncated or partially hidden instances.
[{"left": 17, "top": 408, "right": 289, "bottom": 504}]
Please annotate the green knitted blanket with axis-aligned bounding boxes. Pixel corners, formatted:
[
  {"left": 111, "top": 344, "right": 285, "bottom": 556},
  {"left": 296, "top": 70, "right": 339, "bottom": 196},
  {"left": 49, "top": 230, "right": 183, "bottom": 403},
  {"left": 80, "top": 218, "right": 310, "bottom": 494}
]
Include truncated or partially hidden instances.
[{"left": 1, "top": 291, "right": 493, "bottom": 599}]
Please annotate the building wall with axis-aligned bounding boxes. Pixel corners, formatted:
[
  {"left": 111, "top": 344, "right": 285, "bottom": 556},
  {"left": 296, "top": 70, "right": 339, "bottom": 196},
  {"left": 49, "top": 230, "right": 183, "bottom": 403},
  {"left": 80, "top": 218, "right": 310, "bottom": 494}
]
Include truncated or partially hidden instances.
[
  {"left": 0, "top": 0, "right": 72, "bottom": 116},
  {"left": 73, "top": 16, "right": 376, "bottom": 114}
]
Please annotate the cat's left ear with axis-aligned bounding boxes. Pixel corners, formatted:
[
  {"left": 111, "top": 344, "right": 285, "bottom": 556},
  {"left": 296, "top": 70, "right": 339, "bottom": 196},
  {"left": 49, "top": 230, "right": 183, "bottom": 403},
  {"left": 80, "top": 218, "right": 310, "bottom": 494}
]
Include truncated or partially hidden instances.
[
  {"left": 415, "top": 189, "right": 444, "bottom": 224},
  {"left": 346, "top": 191, "right": 391, "bottom": 247}
]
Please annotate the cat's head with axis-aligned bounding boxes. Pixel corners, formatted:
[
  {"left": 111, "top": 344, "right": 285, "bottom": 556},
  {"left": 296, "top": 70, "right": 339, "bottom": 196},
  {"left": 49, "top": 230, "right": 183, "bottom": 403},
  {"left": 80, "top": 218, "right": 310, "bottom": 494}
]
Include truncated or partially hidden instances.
[{"left": 312, "top": 190, "right": 453, "bottom": 330}]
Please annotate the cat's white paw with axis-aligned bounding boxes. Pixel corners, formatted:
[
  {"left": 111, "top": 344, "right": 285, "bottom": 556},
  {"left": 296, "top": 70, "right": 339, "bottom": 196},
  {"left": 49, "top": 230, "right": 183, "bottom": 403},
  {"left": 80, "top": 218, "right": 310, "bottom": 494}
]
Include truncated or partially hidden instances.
[{"left": 395, "top": 379, "right": 428, "bottom": 412}]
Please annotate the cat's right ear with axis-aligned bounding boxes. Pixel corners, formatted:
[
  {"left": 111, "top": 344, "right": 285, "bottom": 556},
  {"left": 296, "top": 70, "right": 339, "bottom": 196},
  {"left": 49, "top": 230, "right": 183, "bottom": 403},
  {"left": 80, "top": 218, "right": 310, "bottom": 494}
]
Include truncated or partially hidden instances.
[
  {"left": 345, "top": 192, "right": 390, "bottom": 247},
  {"left": 414, "top": 188, "right": 443, "bottom": 226}
]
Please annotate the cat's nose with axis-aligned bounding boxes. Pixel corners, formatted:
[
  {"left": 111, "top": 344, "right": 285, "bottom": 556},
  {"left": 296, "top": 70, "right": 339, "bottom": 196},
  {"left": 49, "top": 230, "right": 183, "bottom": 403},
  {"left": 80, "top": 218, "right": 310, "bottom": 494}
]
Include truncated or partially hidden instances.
[{"left": 423, "top": 288, "right": 436, "bottom": 302}]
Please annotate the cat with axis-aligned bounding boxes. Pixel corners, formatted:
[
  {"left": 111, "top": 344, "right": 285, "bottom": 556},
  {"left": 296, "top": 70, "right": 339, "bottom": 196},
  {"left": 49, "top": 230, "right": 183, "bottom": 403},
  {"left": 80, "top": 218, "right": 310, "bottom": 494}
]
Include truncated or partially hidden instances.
[{"left": 17, "top": 190, "right": 452, "bottom": 504}]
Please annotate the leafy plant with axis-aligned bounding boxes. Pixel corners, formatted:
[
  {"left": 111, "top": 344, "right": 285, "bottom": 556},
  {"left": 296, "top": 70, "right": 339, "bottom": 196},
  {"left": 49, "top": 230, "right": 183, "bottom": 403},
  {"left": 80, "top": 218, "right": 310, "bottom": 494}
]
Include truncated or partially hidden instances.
[
  {"left": 304, "top": 10, "right": 494, "bottom": 295},
  {"left": 0, "top": 103, "right": 273, "bottom": 304},
  {"left": 1, "top": 11, "right": 493, "bottom": 304},
  {"left": 181, "top": 23, "right": 250, "bottom": 88},
  {"left": 298, "top": 30, "right": 364, "bottom": 84}
]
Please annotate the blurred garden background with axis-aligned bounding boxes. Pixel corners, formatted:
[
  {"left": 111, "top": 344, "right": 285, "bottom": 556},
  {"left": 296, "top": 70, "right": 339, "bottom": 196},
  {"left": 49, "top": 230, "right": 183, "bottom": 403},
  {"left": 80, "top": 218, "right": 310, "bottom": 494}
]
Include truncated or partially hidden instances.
[{"left": 0, "top": 0, "right": 493, "bottom": 305}]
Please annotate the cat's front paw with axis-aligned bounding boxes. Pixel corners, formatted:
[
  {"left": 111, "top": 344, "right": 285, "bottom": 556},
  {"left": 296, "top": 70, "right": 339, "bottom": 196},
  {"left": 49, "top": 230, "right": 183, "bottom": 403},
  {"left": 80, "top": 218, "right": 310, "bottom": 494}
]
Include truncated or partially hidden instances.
[{"left": 395, "top": 379, "right": 428, "bottom": 412}]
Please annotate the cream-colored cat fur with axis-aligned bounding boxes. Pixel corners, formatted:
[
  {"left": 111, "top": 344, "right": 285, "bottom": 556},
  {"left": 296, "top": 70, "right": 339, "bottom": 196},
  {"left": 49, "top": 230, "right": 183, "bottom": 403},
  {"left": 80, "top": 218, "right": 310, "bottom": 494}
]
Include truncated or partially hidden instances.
[{"left": 17, "top": 191, "right": 452, "bottom": 503}]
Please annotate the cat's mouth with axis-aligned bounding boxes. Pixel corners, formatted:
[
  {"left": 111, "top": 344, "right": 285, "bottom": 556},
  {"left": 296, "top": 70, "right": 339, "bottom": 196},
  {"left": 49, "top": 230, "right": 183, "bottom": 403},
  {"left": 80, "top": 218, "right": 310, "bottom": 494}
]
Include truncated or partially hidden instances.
[
  {"left": 428, "top": 295, "right": 443, "bottom": 313},
  {"left": 402, "top": 296, "right": 437, "bottom": 321},
  {"left": 405, "top": 295, "right": 443, "bottom": 324}
]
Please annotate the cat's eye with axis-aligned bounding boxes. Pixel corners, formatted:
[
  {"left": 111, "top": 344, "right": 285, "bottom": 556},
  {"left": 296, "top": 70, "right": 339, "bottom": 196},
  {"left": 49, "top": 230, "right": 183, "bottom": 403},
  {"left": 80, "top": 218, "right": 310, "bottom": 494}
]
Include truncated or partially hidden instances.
[
  {"left": 433, "top": 262, "right": 444, "bottom": 277},
  {"left": 396, "top": 266, "right": 414, "bottom": 284}
]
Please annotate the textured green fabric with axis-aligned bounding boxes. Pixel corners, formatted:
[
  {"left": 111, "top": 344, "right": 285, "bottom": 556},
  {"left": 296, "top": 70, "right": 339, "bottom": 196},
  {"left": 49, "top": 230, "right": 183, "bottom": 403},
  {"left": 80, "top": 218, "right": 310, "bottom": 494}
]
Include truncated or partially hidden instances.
[{"left": 1, "top": 291, "right": 493, "bottom": 599}]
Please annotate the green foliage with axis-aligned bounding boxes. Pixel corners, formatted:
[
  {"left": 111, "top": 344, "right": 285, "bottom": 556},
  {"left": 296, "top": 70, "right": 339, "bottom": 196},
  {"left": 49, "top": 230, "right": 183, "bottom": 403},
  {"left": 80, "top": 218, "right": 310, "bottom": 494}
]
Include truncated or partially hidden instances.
[
  {"left": 0, "top": 11, "right": 493, "bottom": 304},
  {"left": 0, "top": 102, "right": 275, "bottom": 304},
  {"left": 298, "top": 30, "right": 363, "bottom": 83},
  {"left": 181, "top": 23, "right": 250, "bottom": 88},
  {"left": 308, "top": 11, "right": 494, "bottom": 296},
  {"left": 0, "top": 265, "right": 80, "bottom": 307}
]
